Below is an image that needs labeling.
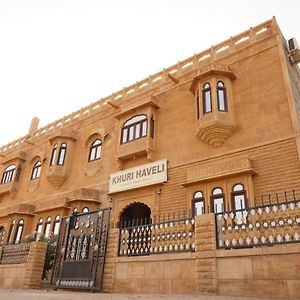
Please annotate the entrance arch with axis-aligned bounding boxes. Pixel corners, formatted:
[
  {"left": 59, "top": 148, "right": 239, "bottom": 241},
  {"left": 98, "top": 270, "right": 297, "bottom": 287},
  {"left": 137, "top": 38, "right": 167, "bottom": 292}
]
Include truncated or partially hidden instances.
[{"left": 119, "top": 202, "right": 151, "bottom": 227}]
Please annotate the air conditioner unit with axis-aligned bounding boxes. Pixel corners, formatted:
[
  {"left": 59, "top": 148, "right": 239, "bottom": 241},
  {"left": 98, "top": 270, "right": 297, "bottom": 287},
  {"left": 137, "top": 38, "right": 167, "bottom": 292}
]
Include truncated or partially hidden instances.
[
  {"left": 288, "top": 38, "right": 299, "bottom": 52},
  {"left": 288, "top": 38, "right": 300, "bottom": 64}
]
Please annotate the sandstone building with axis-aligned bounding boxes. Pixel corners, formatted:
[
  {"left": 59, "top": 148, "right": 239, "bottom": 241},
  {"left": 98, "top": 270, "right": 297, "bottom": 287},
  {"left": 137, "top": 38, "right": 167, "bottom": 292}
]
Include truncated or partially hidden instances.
[{"left": 0, "top": 18, "right": 300, "bottom": 297}]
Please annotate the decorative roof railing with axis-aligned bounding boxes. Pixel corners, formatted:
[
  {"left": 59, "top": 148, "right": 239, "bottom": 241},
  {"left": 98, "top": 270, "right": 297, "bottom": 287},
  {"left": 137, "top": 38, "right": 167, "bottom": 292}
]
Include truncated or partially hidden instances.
[{"left": 0, "top": 18, "right": 278, "bottom": 155}]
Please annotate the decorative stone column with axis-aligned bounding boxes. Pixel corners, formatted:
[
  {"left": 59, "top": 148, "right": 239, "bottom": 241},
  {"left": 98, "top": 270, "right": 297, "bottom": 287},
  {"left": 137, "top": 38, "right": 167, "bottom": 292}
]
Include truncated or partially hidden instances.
[
  {"left": 23, "top": 241, "right": 47, "bottom": 289},
  {"left": 102, "top": 228, "right": 119, "bottom": 293}
]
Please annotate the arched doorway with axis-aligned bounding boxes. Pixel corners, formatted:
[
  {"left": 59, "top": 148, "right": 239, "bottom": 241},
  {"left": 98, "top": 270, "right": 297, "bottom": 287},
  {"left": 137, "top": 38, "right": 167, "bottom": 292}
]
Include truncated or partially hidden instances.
[{"left": 119, "top": 202, "right": 151, "bottom": 228}]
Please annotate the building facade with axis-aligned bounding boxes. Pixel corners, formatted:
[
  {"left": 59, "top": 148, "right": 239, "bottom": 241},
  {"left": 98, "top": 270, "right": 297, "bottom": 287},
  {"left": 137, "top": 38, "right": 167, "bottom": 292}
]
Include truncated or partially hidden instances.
[{"left": 0, "top": 17, "right": 300, "bottom": 296}]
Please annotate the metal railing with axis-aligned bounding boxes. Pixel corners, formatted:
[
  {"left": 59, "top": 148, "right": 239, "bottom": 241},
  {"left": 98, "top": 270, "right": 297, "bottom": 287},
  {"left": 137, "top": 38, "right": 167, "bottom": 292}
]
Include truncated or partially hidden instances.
[
  {"left": 119, "top": 211, "right": 195, "bottom": 256},
  {"left": 216, "top": 195, "right": 300, "bottom": 249}
]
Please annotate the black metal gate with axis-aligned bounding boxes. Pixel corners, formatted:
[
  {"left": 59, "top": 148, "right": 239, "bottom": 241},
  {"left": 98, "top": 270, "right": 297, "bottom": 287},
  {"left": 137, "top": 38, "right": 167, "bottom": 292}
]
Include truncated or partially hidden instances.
[{"left": 51, "top": 208, "right": 111, "bottom": 291}]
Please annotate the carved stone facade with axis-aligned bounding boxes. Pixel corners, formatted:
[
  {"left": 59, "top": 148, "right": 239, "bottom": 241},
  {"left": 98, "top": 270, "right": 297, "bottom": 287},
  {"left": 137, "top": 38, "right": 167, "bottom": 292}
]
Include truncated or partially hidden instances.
[{"left": 0, "top": 18, "right": 299, "bottom": 296}]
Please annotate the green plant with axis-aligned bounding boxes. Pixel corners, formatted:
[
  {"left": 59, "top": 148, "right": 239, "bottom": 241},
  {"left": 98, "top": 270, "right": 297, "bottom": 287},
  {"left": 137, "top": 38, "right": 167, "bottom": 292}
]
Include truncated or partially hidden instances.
[
  {"left": 42, "top": 234, "right": 58, "bottom": 280},
  {"left": 24, "top": 233, "right": 58, "bottom": 280}
]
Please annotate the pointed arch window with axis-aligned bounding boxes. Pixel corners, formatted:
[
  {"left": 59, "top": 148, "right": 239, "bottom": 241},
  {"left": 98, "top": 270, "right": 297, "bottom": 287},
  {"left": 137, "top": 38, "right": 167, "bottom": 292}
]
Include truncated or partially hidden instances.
[
  {"left": 192, "top": 191, "right": 205, "bottom": 216},
  {"left": 50, "top": 144, "right": 57, "bottom": 166},
  {"left": 89, "top": 139, "right": 102, "bottom": 162},
  {"left": 44, "top": 217, "right": 51, "bottom": 238},
  {"left": 14, "top": 219, "right": 24, "bottom": 244},
  {"left": 31, "top": 161, "right": 42, "bottom": 180},
  {"left": 57, "top": 143, "right": 67, "bottom": 165},
  {"left": 121, "top": 115, "right": 148, "bottom": 144},
  {"left": 217, "top": 81, "right": 227, "bottom": 111},
  {"left": 1, "top": 165, "right": 16, "bottom": 184},
  {"left": 211, "top": 187, "right": 225, "bottom": 213},
  {"left": 36, "top": 218, "right": 43, "bottom": 235},
  {"left": 7, "top": 220, "right": 15, "bottom": 244},
  {"left": 202, "top": 83, "right": 212, "bottom": 113},
  {"left": 232, "top": 184, "right": 247, "bottom": 211},
  {"left": 82, "top": 207, "right": 89, "bottom": 213},
  {"left": 53, "top": 215, "right": 61, "bottom": 235}
]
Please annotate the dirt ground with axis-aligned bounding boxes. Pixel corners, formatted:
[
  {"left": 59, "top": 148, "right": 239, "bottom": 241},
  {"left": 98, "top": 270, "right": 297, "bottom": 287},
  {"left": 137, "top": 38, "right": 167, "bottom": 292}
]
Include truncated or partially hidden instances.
[{"left": 0, "top": 289, "right": 285, "bottom": 300}]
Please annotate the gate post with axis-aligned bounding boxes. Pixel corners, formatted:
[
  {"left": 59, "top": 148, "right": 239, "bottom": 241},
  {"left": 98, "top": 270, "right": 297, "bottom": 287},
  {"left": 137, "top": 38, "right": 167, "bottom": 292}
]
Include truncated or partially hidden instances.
[
  {"left": 102, "top": 228, "right": 119, "bottom": 293},
  {"left": 194, "top": 213, "right": 218, "bottom": 294},
  {"left": 23, "top": 241, "right": 47, "bottom": 289}
]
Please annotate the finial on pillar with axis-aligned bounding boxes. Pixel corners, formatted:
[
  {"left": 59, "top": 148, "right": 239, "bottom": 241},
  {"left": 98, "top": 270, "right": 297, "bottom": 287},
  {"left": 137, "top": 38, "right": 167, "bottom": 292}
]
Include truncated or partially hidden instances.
[{"left": 28, "top": 117, "right": 39, "bottom": 135}]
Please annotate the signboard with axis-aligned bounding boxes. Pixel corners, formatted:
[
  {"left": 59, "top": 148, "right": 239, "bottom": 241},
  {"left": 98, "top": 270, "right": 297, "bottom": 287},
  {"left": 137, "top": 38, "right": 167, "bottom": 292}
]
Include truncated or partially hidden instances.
[{"left": 109, "top": 159, "right": 167, "bottom": 193}]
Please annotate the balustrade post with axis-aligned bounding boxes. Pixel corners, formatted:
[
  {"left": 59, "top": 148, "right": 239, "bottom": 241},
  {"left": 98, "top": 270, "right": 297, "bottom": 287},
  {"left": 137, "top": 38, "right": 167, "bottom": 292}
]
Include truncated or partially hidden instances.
[{"left": 194, "top": 213, "right": 217, "bottom": 294}]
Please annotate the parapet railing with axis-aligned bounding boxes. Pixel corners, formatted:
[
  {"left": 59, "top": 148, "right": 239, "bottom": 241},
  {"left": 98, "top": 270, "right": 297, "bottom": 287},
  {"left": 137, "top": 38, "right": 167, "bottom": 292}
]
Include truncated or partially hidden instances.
[
  {"left": 0, "top": 18, "right": 278, "bottom": 155},
  {"left": 0, "top": 243, "right": 31, "bottom": 264},
  {"left": 216, "top": 198, "right": 300, "bottom": 249},
  {"left": 118, "top": 214, "right": 195, "bottom": 256}
]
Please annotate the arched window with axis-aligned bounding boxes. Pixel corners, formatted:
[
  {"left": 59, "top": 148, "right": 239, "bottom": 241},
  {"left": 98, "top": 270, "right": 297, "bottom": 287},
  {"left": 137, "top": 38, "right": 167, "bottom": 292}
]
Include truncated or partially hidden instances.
[
  {"left": 89, "top": 139, "right": 102, "bottom": 162},
  {"left": 44, "top": 217, "right": 51, "bottom": 238},
  {"left": 14, "top": 219, "right": 24, "bottom": 244},
  {"left": 31, "top": 161, "right": 42, "bottom": 180},
  {"left": 36, "top": 218, "right": 43, "bottom": 235},
  {"left": 7, "top": 220, "right": 15, "bottom": 244},
  {"left": 192, "top": 191, "right": 205, "bottom": 216},
  {"left": 232, "top": 184, "right": 247, "bottom": 210},
  {"left": 121, "top": 115, "right": 148, "bottom": 144},
  {"left": 73, "top": 207, "right": 78, "bottom": 213},
  {"left": 217, "top": 81, "right": 227, "bottom": 111},
  {"left": 202, "top": 83, "right": 212, "bottom": 113},
  {"left": 57, "top": 143, "right": 67, "bottom": 165},
  {"left": 1, "top": 165, "right": 16, "bottom": 184},
  {"left": 82, "top": 207, "right": 89, "bottom": 213},
  {"left": 53, "top": 215, "right": 61, "bottom": 235},
  {"left": 211, "top": 188, "right": 225, "bottom": 213},
  {"left": 50, "top": 144, "right": 57, "bottom": 166}
]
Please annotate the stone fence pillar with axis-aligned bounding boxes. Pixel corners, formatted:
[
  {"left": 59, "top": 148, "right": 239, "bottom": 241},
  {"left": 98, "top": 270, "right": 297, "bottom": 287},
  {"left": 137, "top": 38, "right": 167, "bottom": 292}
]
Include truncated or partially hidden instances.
[
  {"left": 102, "top": 228, "right": 119, "bottom": 293},
  {"left": 194, "top": 213, "right": 217, "bottom": 294},
  {"left": 23, "top": 241, "right": 47, "bottom": 289}
]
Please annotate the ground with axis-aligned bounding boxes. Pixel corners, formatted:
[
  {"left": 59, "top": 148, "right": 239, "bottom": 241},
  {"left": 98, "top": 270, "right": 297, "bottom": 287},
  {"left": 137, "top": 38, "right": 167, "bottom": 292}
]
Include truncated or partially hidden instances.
[{"left": 0, "top": 289, "right": 285, "bottom": 300}]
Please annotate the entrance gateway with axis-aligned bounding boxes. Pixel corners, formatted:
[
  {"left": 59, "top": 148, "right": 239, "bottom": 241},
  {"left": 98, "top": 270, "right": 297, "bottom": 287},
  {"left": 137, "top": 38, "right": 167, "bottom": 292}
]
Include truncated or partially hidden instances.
[{"left": 51, "top": 208, "right": 111, "bottom": 291}]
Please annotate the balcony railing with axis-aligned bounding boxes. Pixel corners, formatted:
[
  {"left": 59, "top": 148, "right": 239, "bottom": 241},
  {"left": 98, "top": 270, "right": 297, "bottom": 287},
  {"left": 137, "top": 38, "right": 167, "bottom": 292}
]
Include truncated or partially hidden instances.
[
  {"left": 118, "top": 213, "right": 195, "bottom": 256},
  {"left": 216, "top": 194, "right": 300, "bottom": 249}
]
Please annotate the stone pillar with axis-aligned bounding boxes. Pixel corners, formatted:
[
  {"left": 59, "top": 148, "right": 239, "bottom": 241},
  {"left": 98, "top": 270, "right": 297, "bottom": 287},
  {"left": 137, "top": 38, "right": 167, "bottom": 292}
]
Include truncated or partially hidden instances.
[
  {"left": 23, "top": 241, "right": 47, "bottom": 289},
  {"left": 194, "top": 213, "right": 217, "bottom": 294},
  {"left": 102, "top": 228, "right": 119, "bottom": 293}
]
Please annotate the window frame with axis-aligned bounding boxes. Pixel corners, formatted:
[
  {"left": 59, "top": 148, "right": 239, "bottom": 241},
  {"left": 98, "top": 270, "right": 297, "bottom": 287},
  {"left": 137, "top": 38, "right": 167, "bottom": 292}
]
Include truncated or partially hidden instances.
[
  {"left": 88, "top": 139, "right": 102, "bottom": 162},
  {"left": 31, "top": 161, "right": 42, "bottom": 180},
  {"left": 120, "top": 115, "right": 148, "bottom": 144},
  {"left": 192, "top": 191, "right": 205, "bottom": 216},
  {"left": 50, "top": 144, "right": 57, "bottom": 166},
  {"left": 44, "top": 217, "right": 52, "bottom": 238},
  {"left": 53, "top": 215, "right": 61, "bottom": 236},
  {"left": 36, "top": 218, "right": 43, "bottom": 235},
  {"left": 7, "top": 220, "right": 15, "bottom": 245},
  {"left": 57, "top": 142, "right": 67, "bottom": 166},
  {"left": 1, "top": 165, "right": 16, "bottom": 184},
  {"left": 13, "top": 219, "right": 24, "bottom": 245},
  {"left": 231, "top": 183, "right": 247, "bottom": 211},
  {"left": 217, "top": 81, "right": 228, "bottom": 112},
  {"left": 211, "top": 187, "right": 225, "bottom": 213},
  {"left": 202, "top": 82, "right": 212, "bottom": 114},
  {"left": 196, "top": 90, "right": 200, "bottom": 120}
]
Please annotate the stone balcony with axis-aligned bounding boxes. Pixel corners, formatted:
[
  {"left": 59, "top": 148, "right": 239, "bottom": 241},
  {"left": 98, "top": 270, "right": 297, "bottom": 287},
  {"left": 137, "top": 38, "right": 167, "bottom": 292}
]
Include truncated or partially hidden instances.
[
  {"left": 116, "top": 136, "right": 155, "bottom": 167},
  {"left": 0, "top": 181, "right": 19, "bottom": 199}
]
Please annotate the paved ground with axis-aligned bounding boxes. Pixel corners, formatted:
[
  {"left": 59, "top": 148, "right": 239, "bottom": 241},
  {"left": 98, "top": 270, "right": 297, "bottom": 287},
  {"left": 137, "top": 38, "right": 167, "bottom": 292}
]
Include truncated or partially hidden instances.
[{"left": 0, "top": 289, "right": 286, "bottom": 300}]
